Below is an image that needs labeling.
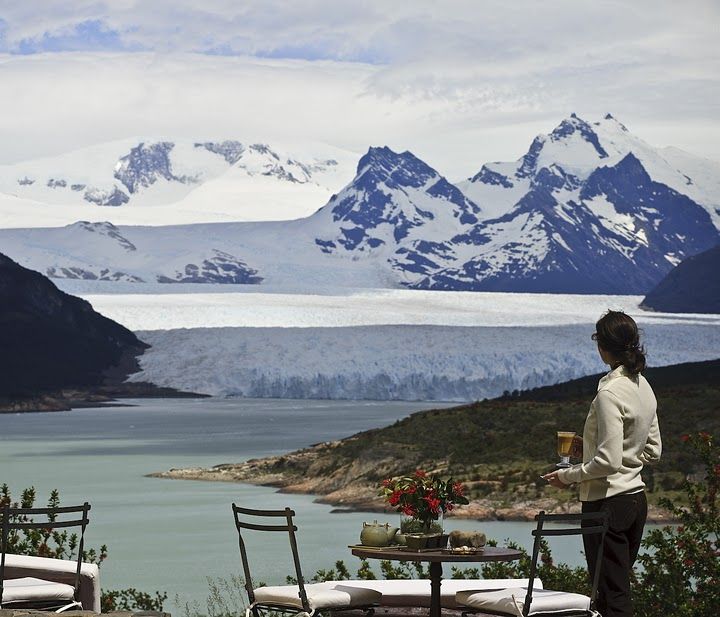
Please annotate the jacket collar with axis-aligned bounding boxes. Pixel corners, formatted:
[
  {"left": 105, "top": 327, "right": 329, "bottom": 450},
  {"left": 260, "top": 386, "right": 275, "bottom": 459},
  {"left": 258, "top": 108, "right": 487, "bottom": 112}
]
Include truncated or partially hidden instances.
[{"left": 597, "top": 364, "right": 631, "bottom": 391}]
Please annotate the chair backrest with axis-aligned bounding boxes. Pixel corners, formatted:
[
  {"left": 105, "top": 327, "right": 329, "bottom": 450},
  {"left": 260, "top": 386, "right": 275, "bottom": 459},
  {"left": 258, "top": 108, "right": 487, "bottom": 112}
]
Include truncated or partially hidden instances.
[
  {"left": 0, "top": 503, "right": 91, "bottom": 608},
  {"left": 523, "top": 510, "right": 609, "bottom": 617},
  {"left": 231, "top": 505, "right": 310, "bottom": 613}
]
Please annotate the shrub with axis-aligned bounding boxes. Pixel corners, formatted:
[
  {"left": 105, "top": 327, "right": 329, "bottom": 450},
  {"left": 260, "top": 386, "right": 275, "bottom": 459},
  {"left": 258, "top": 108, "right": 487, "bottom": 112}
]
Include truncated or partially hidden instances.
[
  {"left": 0, "top": 484, "right": 166, "bottom": 612},
  {"left": 632, "top": 432, "right": 719, "bottom": 617},
  {"left": 0, "top": 485, "right": 106, "bottom": 564}
]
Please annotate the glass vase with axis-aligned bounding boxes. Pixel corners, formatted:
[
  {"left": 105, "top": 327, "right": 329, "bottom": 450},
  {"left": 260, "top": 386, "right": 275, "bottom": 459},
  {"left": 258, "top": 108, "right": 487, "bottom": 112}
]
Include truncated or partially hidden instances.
[{"left": 400, "top": 511, "right": 444, "bottom": 535}]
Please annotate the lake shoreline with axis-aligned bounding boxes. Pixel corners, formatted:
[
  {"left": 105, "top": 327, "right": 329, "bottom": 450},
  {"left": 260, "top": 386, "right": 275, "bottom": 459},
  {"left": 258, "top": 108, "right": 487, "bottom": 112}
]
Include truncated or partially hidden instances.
[
  {"left": 145, "top": 359, "right": 720, "bottom": 528},
  {"left": 148, "top": 464, "right": 678, "bottom": 524}
]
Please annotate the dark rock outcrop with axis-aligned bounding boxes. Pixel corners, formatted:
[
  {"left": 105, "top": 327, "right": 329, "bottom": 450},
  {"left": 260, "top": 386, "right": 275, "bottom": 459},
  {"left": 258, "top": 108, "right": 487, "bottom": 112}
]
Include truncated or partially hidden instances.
[
  {"left": 0, "top": 252, "right": 149, "bottom": 398},
  {"left": 641, "top": 244, "right": 720, "bottom": 314}
]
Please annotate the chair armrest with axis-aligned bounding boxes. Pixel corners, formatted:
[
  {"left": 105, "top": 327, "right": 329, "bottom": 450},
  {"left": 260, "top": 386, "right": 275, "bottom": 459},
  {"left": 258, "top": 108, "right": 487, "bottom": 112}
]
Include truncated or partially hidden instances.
[{"left": 3, "top": 554, "right": 101, "bottom": 613}]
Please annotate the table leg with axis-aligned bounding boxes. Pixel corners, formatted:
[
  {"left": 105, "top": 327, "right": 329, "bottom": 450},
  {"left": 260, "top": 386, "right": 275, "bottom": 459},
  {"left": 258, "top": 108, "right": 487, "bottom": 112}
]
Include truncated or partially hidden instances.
[{"left": 429, "top": 561, "right": 443, "bottom": 617}]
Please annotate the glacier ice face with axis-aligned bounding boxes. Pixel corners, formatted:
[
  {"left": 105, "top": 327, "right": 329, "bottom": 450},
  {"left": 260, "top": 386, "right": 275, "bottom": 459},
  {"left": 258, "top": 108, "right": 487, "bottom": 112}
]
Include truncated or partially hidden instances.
[{"left": 130, "top": 322, "right": 720, "bottom": 401}]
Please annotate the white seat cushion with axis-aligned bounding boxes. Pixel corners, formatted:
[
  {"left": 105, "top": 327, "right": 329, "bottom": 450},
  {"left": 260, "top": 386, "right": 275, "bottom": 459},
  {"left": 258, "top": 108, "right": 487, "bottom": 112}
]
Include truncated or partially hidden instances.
[
  {"left": 1, "top": 577, "right": 75, "bottom": 606},
  {"left": 456, "top": 587, "right": 591, "bottom": 616},
  {"left": 4, "top": 553, "right": 100, "bottom": 612},
  {"left": 253, "top": 581, "right": 381, "bottom": 611},
  {"left": 339, "top": 578, "right": 542, "bottom": 609}
]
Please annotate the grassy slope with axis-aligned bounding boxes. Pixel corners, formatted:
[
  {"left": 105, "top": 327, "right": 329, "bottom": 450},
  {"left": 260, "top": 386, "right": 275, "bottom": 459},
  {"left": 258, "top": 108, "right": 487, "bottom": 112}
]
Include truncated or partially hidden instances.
[{"left": 274, "top": 359, "right": 720, "bottom": 508}]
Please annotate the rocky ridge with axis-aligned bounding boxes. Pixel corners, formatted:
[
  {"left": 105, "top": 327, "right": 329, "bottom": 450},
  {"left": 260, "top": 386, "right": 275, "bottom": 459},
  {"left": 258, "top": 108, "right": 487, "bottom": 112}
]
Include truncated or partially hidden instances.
[
  {"left": 0, "top": 251, "right": 147, "bottom": 399},
  {"left": 641, "top": 244, "right": 720, "bottom": 313}
]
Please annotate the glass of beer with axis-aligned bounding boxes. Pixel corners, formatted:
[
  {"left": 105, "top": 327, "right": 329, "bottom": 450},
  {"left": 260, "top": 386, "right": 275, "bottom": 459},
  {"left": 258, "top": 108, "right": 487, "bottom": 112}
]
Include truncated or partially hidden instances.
[{"left": 556, "top": 431, "right": 576, "bottom": 468}]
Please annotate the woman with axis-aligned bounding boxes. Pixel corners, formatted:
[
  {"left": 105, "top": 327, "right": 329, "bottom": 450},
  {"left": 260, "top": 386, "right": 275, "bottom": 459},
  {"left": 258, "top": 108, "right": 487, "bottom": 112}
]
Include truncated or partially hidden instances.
[{"left": 543, "top": 310, "right": 662, "bottom": 617}]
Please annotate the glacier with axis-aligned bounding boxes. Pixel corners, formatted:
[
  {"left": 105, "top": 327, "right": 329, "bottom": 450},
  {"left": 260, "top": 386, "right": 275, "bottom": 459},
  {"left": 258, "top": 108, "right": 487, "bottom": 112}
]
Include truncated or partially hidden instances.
[
  {"left": 61, "top": 285, "right": 719, "bottom": 402},
  {"left": 130, "top": 322, "right": 720, "bottom": 401}
]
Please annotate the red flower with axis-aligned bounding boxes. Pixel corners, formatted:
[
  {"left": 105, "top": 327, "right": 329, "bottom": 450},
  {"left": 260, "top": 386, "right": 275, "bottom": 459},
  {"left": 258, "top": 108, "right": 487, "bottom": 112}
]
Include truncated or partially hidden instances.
[
  {"left": 379, "top": 472, "right": 467, "bottom": 523},
  {"left": 681, "top": 434, "right": 690, "bottom": 442},
  {"left": 424, "top": 496, "right": 441, "bottom": 514},
  {"left": 683, "top": 558, "right": 694, "bottom": 568},
  {"left": 699, "top": 431, "right": 712, "bottom": 443}
]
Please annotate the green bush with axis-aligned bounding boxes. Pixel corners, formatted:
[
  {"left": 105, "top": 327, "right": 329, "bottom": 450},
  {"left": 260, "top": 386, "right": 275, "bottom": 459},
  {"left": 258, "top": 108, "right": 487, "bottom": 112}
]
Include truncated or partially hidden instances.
[
  {"left": 0, "top": 485, "right": 107, "bottom": 564},
  {"left": 0, "top": 484, "right": 166, "bottom": 612},
  {"left": 632, "top": 432, "right": 719, "bottom": 617}
]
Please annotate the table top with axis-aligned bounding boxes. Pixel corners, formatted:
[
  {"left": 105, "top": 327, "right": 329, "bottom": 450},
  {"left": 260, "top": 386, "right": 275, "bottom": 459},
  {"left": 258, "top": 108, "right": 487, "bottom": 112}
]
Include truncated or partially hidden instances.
[{"left": 350, "top": 545, "right": 523, "bottom": 563}]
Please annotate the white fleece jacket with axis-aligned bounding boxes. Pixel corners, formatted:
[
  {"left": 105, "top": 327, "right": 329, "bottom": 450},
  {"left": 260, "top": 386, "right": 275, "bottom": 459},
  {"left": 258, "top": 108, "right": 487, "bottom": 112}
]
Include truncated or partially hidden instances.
[{"left": 558, "top": 365, "right": 662, "bottom": 501}]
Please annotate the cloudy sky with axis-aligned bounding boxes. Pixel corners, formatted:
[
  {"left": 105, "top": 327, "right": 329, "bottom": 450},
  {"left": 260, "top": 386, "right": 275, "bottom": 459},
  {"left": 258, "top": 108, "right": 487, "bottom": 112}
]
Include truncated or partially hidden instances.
[{"left": 0, "top": 0, "right": 718, "bottom": 177}]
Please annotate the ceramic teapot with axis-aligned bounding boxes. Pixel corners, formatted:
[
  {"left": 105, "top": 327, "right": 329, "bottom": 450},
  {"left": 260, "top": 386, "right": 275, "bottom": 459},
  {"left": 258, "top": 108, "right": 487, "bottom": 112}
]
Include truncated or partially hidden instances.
[{"left": 360, "top": 520, "right": 399, "bottom": 547}]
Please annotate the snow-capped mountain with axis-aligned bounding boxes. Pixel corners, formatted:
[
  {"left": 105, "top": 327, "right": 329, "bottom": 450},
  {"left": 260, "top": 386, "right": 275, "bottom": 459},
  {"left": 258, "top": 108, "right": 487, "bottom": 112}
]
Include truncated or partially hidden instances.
[
  {"left": 0, "top": 221, "right": 265, "bottom": 285},
  {"left": 424, "top": 114, "right": 720, "bottom": 292},
  {"left": 0, "top": 115, "right": 718, "bottom": 294},
  {"left": 411, "top": 152, "right": 717, "bottom": 293},
  {"left": 309, "top": 146, "right": 480, "bottom": 261},
  {"left": 0, "top": 139, "right": 356, "bottom": 226},
  {"left": 459, "top": 113, "right": 720, "bottom": 229},
  {"left": 304, "top": 124, "right": 718, "bottom": 293}
]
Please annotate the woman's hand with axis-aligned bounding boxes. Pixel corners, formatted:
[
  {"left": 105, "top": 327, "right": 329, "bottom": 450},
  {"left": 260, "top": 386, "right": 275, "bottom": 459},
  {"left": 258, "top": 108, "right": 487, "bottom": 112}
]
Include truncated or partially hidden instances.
[
  {"left": 571, "top": 435, "right": 583, "bottom": 459},
  {"left": 542, "top": 470, "right": 570, "bottom": 489}
]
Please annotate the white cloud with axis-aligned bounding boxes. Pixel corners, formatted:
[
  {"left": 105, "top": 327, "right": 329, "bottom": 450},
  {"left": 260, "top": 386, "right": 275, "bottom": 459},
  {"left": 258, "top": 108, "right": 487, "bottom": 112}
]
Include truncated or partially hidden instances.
[{"left": 0, "top": 1, "right": 718, "bottom": 177}]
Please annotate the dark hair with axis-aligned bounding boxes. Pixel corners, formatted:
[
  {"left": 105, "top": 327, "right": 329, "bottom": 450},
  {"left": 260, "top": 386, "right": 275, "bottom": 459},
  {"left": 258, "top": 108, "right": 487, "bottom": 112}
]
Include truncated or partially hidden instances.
[{"left": 592, "top": 310, "right": 646, "bottom": 375}]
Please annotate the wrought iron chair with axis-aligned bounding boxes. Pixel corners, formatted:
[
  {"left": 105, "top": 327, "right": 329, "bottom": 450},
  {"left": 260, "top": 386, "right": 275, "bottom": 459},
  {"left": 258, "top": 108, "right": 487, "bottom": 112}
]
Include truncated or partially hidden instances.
[
  {"left": 1, "top": 502, "right": 91, "bottom": 613},
  {"left": 456, "top": 510, "right": 609, "bottom": 617},
  {"left": 232, "top": 504, "right": 380, "bottom": 617}
]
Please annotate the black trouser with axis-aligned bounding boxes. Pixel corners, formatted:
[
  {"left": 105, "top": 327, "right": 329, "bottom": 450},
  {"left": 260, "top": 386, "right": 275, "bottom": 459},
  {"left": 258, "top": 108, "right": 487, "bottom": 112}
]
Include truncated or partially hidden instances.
[{"left": 582, "top": 491, "right": 647, "bottom": 617}]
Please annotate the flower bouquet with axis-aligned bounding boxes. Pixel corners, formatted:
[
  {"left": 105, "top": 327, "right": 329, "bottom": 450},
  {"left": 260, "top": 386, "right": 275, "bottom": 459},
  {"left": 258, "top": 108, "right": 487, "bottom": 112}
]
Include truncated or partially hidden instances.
[{"left": 379, "top": 470, "right": 469, "bottom": 544}]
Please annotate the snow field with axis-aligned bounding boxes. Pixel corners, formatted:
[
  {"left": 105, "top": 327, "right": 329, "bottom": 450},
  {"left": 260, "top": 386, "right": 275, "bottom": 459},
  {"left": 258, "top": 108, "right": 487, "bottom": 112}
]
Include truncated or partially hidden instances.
[{"left": 76, "top": 286, "right": 720, "bottom": 331}]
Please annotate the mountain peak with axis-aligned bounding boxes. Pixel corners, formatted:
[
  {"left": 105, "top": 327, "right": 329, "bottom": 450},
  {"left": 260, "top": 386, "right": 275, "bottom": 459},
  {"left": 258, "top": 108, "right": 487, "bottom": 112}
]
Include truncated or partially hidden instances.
[
  {"left": 313, "top": 146, "right": 480, "bottom": 253},
  {"left": 600, "top": 113, "right": 629, "bottom": 132},
  {"left": 550, "top": 115, "right": 608, "bottom": 158},
  {"left": 358, "top": 145, "right": 417, "bottom": 169},
  {"left": 580, "top": 151, "right": 651, "bottom": 201},
  {"left": 354, "top": 146, "right": 440, "bottom": 191},
  {"left": 610, "top": 151, "right": 650, "bottom": 181}
]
